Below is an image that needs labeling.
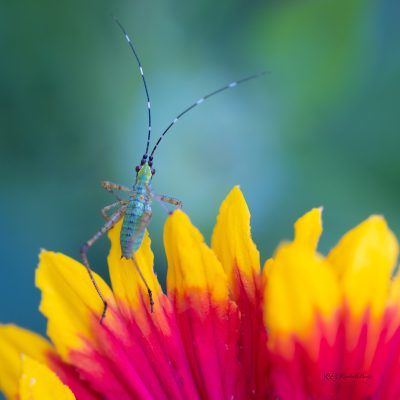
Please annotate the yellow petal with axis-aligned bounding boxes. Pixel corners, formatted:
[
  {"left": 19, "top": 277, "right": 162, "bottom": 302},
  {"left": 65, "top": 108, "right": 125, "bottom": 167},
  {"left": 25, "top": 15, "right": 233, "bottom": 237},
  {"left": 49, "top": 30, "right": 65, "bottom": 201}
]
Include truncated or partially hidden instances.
[
  {"left": 263, "top": 258, "right": 274, "bottom": 275},
  {"left": 328, "top": 215, "right": 399, "bottom": 319},
  {"left": 0, "top": 325, "right": 52, "bottom": 400},
  {"left": 165, "top": 210, "right": 228, "bottom": 303},
  {"left": 294, "top": 207, "right": 323, "bottom": 251},
  {"left": 107, "top": 220, "right": 162, "bottom": 312},
  {"left": 265, "top": 243, "right": 340, "bottom": 341},
  {"left": 211, "top": 186, "right": 260, "bottom": 300},
  {"left": 36, "top": 250, "right": 115, "bottom": 360},
  {"left": 19, "top": 356, "right": 75, "bottom": 400},
  {"left": 264, "top": 210, "right": 340, "bottom": 355}
]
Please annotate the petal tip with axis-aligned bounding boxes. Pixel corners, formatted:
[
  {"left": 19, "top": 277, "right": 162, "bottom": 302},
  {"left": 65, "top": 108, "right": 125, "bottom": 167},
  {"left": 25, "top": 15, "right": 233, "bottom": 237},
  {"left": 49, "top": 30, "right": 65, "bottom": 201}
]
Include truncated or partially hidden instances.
[
  {"left": 166, "top": 209, "right": 189, "bottom": 227},
  {"left": 294, "top": 208, "right": 323, "bottom": 251},
  {"left": 225, "top": 185, "right": 246, "bottom": 204},
  {"left": 38, "top": 249, "right": 53, "bottom": 260}
]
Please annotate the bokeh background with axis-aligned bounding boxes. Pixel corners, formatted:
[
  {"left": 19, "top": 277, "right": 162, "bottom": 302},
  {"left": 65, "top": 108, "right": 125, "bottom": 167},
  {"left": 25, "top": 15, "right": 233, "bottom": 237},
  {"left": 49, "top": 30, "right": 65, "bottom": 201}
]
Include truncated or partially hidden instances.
[{"left": 0, "top": 0, "right": 399, "bottom": 359}]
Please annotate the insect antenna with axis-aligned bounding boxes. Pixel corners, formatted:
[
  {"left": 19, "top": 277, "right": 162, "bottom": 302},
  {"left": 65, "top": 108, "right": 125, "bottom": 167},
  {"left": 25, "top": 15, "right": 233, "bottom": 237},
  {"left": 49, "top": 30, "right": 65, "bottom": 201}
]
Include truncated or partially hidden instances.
[
  {"left": 113, "top": 16, "right": 152, "bottom": 160},
  {"left": 149, "top": 71, "right": 267, "bottom": 161}
]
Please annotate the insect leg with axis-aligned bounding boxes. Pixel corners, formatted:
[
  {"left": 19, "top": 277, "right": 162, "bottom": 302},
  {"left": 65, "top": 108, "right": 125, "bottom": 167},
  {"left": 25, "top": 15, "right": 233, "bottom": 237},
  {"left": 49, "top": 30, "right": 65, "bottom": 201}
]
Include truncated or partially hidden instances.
[
  {"left": 126, "top": 210, "right": 155, "bottom": 312},
  {"left": 132, "top": 254, "right": 155, "bottom": 312},
  {"left": 155, "top": 194, "right": 182, "bottom": 209},
  {"left": 101, "top": 181, "right": 131, "bottom": 201},
  {"left": 101, "top": 181, "right": 131, "bottom": 192},
  {"left": 144, "top": 184, "right": 182, "bottom": 215},
  {"left": 80, "top": 205, "right": 127, "bottom": 323},
  {"left": 101, "top": 200, "right": 128, "bottom": 220},
  {"left": 154, "top": 193, "right": 182, "bottom": 215}
]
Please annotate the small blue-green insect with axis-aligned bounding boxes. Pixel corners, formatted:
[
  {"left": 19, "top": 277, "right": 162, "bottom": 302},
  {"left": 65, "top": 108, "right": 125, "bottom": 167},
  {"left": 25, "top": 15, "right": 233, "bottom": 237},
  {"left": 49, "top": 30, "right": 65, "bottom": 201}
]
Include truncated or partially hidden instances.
[{"left": 80, "top": 17, "right": 266, "bottom": 322}]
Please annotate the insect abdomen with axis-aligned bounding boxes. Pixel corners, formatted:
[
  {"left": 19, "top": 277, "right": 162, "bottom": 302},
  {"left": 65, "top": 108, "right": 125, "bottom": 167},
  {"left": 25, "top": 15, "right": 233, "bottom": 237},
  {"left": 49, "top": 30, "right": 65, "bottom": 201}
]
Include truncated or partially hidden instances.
[{"left": 120, "top": 190, "right": 148, "bottom": 258}]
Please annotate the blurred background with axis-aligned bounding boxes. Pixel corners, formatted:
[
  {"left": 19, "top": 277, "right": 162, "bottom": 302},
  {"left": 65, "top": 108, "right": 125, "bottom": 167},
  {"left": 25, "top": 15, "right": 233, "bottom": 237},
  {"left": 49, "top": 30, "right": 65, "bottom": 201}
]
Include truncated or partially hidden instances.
[{"left": 0, "top": 0, "right": 399, "bottom": 351}]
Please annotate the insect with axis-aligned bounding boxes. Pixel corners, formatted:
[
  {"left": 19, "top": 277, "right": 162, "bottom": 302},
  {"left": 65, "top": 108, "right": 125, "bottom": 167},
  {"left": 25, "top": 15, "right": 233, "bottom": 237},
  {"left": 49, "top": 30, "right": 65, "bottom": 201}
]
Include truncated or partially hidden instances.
[{"left": 80, "top": 17, "right": 266, "bottom": 323}]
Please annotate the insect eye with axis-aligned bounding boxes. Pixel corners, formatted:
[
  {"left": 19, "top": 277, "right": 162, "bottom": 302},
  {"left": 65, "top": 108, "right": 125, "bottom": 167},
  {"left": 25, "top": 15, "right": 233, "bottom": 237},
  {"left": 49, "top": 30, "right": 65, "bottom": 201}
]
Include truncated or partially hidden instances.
[
  {"left": 135, "top": 165, "right": 140, "bottom": 172},
  {"left": 151, "top": 168, "right": 156, "bottom": 175}
]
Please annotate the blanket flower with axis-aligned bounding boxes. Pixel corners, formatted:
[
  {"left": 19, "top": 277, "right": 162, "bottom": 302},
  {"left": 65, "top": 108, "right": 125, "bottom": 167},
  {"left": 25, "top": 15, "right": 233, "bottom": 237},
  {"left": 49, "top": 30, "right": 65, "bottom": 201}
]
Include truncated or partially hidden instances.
[{"left": 1, "top": 186, "right": 399, "bottom": 400}]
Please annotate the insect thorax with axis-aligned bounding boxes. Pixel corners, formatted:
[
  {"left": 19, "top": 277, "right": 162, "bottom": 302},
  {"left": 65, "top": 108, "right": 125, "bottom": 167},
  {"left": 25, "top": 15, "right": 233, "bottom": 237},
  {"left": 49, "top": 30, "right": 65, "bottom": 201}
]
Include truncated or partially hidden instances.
[{"left": 136, "top": 163, "right": 152, "bottom": 185}]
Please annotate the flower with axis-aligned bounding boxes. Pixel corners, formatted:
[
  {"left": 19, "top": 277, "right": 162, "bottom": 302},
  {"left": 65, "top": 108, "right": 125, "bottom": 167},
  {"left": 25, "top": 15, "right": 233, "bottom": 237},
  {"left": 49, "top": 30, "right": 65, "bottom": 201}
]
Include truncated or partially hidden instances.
[{"left": 1, "top": 186, "right": 400, "bottom": 399}]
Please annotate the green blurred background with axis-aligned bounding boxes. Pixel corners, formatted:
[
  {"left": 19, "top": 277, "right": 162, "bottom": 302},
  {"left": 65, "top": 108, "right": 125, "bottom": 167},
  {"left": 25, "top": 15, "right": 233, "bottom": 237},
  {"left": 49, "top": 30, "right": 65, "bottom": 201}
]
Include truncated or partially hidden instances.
[{"left": 1, "top": 0, "right": 399, "bottom": 349}]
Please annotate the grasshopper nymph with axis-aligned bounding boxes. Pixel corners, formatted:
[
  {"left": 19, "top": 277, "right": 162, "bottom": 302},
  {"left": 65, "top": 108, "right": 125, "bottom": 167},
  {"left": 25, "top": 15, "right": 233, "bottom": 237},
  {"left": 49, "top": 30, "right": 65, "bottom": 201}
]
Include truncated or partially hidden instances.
[{"left": 80, "top": 17, "right": 266, "bottom": 323}]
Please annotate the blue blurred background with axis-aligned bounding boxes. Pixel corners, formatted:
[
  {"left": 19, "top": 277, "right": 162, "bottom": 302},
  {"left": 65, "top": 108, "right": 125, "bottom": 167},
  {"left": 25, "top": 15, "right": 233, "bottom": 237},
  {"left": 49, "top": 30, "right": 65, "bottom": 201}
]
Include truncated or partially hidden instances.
[{"left": 1, "top": 0, "right": 399, "bottom": 350}]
